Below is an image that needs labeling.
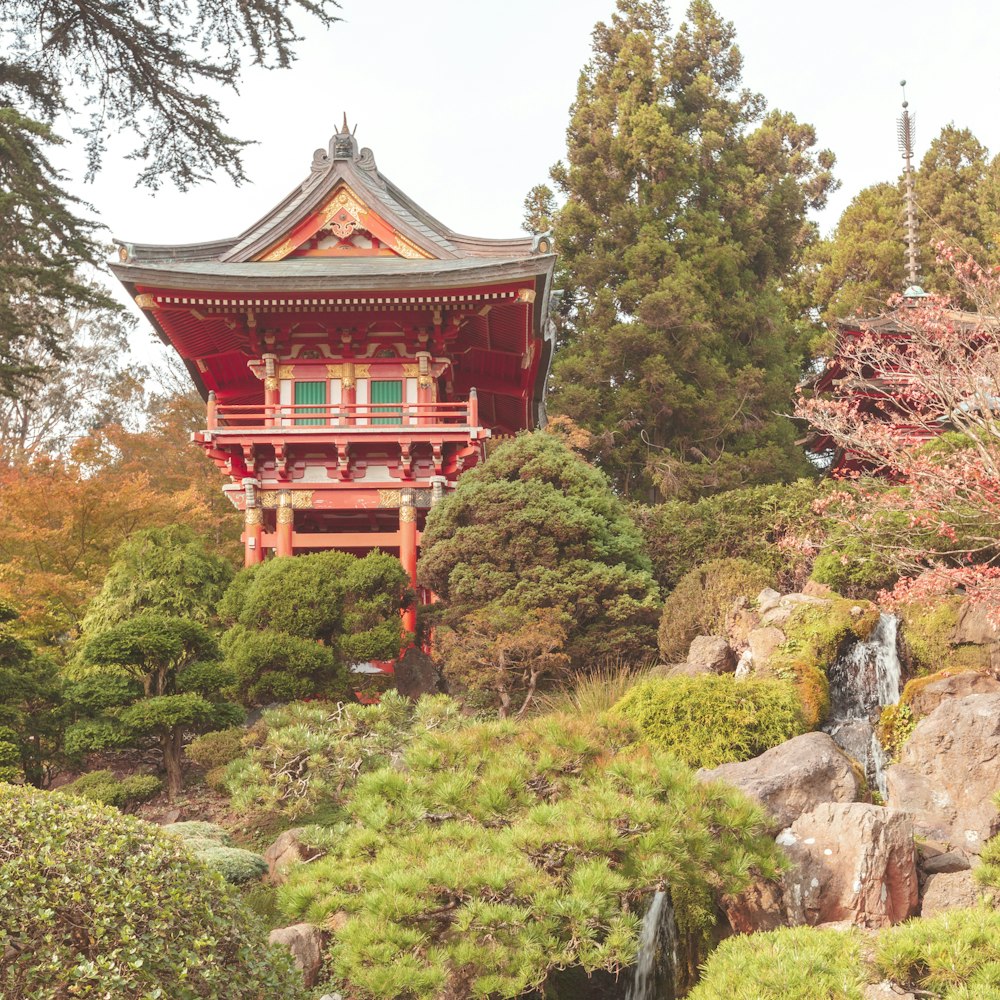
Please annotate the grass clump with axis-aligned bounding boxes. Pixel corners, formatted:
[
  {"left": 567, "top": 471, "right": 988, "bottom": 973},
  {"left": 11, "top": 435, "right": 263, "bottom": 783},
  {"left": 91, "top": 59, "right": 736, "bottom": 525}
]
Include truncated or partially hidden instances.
[
  {"left": 658, "top": 558, "right": 774, "bottom": 663},
  {"left": 56, "top": 769, "right": 162, "bottom": 810},
  {"left": 276, "top": 710, "right": 784, "bottom": 1000},
  {"left": 534, "top": 657, "right": 652, "bottom": 716},
  {"left": 689, "top": 924, "right": 864, "bottom": 1000},
  {"left": 611, "top": 675, "right": 807, "bottom": 769}
]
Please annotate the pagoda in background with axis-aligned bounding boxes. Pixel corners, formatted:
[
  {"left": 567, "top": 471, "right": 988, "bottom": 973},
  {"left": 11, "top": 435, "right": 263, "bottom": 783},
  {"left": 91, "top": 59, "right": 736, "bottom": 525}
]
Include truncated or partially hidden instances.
[{"left": 112, "top": 119, "right": 556, "bottom": 635}]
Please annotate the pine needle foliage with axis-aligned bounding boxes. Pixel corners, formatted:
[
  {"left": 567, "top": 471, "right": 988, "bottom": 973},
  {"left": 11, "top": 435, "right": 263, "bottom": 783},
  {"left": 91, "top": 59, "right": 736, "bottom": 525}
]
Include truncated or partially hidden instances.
[{"left": 274, "top": 704, "right": 784, "bottom": 998}]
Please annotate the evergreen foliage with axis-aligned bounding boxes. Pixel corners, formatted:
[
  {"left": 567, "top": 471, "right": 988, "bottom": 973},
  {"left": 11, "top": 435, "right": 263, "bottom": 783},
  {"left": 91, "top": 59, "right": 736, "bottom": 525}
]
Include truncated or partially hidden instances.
[
  {"left": 546, "top": 0, "right": 836, "bottom": 498},
  {"left": 73, "top": 613, "right": 242, "bottom": 797},
  {"left": 166, "top": 821, "right": 267, "bottom": 886},
  {"left": 418, "top": 432, "right": 660, "bottom": 678},
  {"left": 612, "top": 675, "right": 807, "bottom": 768},
  {"left": 0, "top": 599, "right": 64, "bottom": 786},
  {"left": 275, "top": 705, "right": 783, "bottom": 998},
  {"left": 81, "top": 525, "right": 235, "bottom": 634},
  {"left": 219, "top": 549, "right": 408, "bottom": 705},
  {"left": 56, "top": 769, "right": 162, "bottom": 810},
  {"left": 0, "top": 783, "right": 305, "bottom": 998},
  {"left": 801, "top": 125, "right": 1000, "bottom": 330},
  {"left": 658, "top": 557, "right": 773, "bottom": 663}
]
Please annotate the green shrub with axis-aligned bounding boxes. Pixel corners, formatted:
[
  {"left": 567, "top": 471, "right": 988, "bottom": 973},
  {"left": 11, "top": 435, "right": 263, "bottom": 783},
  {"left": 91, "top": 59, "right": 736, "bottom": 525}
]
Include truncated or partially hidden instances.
[
  {"left": 163, "top": 820, "right": 232, "bottom": 843},
  {"left": 874, "top": 906, "right": 1000, "bottom": 996},
  {"left": 689, "top": 924, "right": 863, "bottom": 999},
  {"left": 877, "top": 702, "right": 916, "bottom": 762},
  {"left": 611, "top": 675, "right": 807, "bottom": 768},
  {"left": 0, "top": 783, "right": 306, "bottom": 999},
  {"left": 658, "top": 558, "right": 774, "bottom": 663},
  {"left": 277, "top": 711, "right": 784, "bottom": 999},
  {"left": 56, "top": 769, "right": 162, "bottom": 810},
  {"left": 636, "top": 480, "right": 821, "bottom": 593},
  {"left": 195, "top": 845, "right": 268, "bottom": 885},
  {"left": 185, "top": 726, "right": 246, "bottom": 770}
]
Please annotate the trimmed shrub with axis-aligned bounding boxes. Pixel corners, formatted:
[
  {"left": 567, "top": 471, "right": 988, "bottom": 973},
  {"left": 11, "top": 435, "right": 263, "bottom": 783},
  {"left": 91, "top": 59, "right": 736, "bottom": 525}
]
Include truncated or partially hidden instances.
[
  {"left": 689, "top": 924, "right": 862, "bottom": 1000},
  {"left": 658, "top": 558, "right": 774, "bottom": 663},
  {"left": 162, "top": 820, "right": 232, "bottom": 843},
  {"left": 185, "top": 726, "right": 246, "bottom": 770},
  {"left": 196, "top": 845, "right": 268, "bottom": 885},
  {"left": 611, "top": 675, "right": 808, "bottom": 769},
  {"left": 0, "top": 783, "right": 306, "bottom": 998},
  {"left": 56, "top": 770, "right": 162, "bottom": 810}
]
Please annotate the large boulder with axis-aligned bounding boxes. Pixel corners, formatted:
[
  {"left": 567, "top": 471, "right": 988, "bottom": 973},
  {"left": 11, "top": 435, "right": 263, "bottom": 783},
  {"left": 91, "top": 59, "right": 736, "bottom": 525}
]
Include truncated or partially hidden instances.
[
  {"left": 953, "top": 601, "right": 999, "bottom": 646},
  {"left": 264, "top": 828, "right": 323, "bottom": 884},
  {"left": 886, "top": 692, "right": 1000, "bottom": 852},
  {"left": 778, "top": 802, "right": 918, "bottom": 928},
  {"left": 698, "top": 731, "right": 861, "bottom": 832},
  {"left": 920, "top": 870, "right": 990, "bottom": 917},
  {"left": 747, "top": 626, "right": 786, "bottom": 670},
  {"left": 269, "top": 923, "right": 325, "bottom": 987},
  {"left": 686, "top": 635, "right": 736, "bottom": 674},
  {"left": 905, "top": 671, "right": 1000, "bottom": 720}
]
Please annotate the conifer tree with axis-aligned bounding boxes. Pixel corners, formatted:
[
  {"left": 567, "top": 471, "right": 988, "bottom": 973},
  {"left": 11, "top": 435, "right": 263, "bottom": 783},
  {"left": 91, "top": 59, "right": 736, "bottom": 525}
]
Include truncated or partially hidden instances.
[{"left": 546, "top": 0, "right": 836, "bottom": 499}]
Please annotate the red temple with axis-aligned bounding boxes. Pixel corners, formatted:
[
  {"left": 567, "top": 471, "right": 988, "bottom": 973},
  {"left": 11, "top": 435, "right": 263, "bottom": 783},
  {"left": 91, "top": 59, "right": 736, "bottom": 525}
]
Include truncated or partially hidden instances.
[{"left": 111, "top": 121, "right": 556, "bottom": 634}]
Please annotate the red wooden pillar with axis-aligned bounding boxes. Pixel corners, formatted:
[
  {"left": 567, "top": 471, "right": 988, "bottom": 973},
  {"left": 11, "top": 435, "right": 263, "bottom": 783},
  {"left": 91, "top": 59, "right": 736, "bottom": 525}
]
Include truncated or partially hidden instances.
[
  {"left": 276, "top": 490, "right": 294, "bottom": 557},
  {"left": 263, "top": 353, "right": 279, "bottom": 427},
  {"left": 244, "top": 507, "right": 264, "bottom": 566},
  {"left": 399, "top": 488, "right": 418, "bottom": 637}
]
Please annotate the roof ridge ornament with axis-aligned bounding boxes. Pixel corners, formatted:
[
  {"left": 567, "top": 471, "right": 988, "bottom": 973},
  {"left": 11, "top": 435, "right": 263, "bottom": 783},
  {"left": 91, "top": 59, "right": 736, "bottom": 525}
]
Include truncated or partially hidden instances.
[{"left": 304, "top": 120, "right": 380, "bottom": 192}]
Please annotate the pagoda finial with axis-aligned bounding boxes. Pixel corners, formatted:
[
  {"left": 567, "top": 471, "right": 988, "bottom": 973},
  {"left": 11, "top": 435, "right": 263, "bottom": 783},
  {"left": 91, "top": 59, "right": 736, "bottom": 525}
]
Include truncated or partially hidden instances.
[
  {"left": 897, "top": 80, "right": 924, "bottom": 295},
  {"left": 341, "top": 112, "right": 350, "bottom": 135}
]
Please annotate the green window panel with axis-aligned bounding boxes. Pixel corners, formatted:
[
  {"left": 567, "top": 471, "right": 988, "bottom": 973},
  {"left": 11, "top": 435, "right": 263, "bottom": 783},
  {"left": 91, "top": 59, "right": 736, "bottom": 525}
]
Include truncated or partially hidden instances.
[
  {"left": 371, "top": 379, "right": 403, "bottom": 425},
  {"left": 294, "top": 380, "right": 326, "bottom": 425}
]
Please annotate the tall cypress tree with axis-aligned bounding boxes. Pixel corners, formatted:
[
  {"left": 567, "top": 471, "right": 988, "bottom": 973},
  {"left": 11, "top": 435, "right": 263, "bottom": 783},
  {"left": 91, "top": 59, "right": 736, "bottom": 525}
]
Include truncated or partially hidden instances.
[{"left": 547, "top": 0, "right": 836, "bottom": 499}]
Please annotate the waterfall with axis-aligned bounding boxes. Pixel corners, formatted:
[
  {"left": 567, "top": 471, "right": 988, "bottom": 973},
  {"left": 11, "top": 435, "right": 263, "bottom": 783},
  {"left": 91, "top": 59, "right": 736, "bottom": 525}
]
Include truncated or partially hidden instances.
[
  {"left": 823, "top": 613, "right": 902, "bottom": 797},
  {"left": 625, "top": 890, "right": 679, "bottom": 1000}
]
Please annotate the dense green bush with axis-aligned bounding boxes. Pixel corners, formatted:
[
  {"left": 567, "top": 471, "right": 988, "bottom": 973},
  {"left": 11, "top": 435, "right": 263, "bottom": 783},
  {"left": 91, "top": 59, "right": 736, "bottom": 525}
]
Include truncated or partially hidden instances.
[
  {"left": 658, "top": 558, "right": 774, "bottom": 663},
  {"left": 689, "top": 924, "right": 862, "bottom": 999},
  {"left": 163, "top": 818, "right": 267, "bottom": 885},
  {"left": 185, "top": 726, "right": 246, "bottom": 770},
  {"left": 636, "top": 480, "right": 821, "bottom": 593},
  {"left": 612, "top": 675, "right": 807, "bottom": 768},
  {"left": 277, "top": 710, "right": 783, "bottom": 999},
  {"left": 56, "top": 769, "right": 162, "bottom": 809},
  {"left": 418, "top": 432, "right": 661, "bottom": 670},
  {"left": 0, "top": 783, "right": 306, "bottom": 998}
]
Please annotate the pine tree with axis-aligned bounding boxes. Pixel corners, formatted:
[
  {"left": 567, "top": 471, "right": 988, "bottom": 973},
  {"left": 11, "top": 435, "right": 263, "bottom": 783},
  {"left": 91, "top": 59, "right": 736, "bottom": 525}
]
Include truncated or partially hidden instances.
[
  {"left": 800, "top": 125, "right": 1000, "bottom": 332},
  {"left": 546, "top": 0, "right": 836, "bottom": 499}
]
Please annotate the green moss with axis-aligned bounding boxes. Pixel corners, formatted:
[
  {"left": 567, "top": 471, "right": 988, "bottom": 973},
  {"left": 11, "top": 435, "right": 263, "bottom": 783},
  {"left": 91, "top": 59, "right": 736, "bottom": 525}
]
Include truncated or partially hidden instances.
[
  {"left": 767, "top": 598, "right": 879, "bottom": 727},
  {"left": 877, "top": 702, "right": 916, "bottom": 763},
  {"left": 658, "top": 558, "right": 775, "bottom": 663},
  {"left": 163, "top": 820, "right": 232, "bottom": 843},
  {"left": 898, "top": 598, "right": 963, "bottom": 674},
  {"left": 611, "top": 675, "right": 808, "bottom": 769},
  {"left": 689, "top": 924, "right": 864, "bottom": 1000}
]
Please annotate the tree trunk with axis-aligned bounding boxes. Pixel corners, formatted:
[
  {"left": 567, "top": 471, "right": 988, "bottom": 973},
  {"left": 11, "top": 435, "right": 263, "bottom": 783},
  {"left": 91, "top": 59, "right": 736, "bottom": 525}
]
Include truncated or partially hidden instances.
[{"left": 161, "top": 727, "right": 184, "bottom": 799}]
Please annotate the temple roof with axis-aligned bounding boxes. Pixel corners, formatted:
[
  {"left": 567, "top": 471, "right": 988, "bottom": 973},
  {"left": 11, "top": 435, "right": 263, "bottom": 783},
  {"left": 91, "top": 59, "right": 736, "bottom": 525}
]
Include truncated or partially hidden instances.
[{"left": 112, "top": 119, "right": 551, "bottom": 271}]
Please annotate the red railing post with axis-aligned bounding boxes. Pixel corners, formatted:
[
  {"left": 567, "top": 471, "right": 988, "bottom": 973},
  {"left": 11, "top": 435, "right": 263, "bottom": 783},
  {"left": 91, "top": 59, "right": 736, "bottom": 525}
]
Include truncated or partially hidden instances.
[
  {"left": 468, "top": 387, "right": 479, "bottom": 427},
  {"left": 207, "top": 390, "right": 217, "bottom": 429}
]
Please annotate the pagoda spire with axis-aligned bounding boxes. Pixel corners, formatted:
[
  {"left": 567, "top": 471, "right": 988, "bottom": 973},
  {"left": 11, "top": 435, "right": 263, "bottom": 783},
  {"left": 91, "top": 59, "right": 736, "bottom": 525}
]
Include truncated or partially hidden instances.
[{"left": 897, "top": 80, "right": 925, "bottom": 297}]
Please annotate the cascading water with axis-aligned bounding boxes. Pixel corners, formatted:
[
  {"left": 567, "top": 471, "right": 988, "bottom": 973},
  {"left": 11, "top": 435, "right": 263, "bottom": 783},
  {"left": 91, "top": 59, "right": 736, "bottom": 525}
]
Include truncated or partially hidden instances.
[
  {"left": 625, "top": 889, "right": 679, "bottom": 1000},
  {"left": 823, "top": 613, "right": 903, "bottom": 797}
]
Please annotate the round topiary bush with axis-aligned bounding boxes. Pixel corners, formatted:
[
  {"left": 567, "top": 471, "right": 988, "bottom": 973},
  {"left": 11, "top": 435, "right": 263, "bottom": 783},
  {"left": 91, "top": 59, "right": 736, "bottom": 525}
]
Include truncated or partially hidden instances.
[
  {"left": 0, "top": 784, "right": 306, "bottom": 999},
  {"left": 612, "top": 675, "right": 808, "bottom": 768},
  {"left": 658, "top": 558, "right": 774, "bottom": 663},
  {"left": 185, "top": 727, "right": 246, "bottom": 770},
  {"left": 55, "top": 769, "right": 162, "bottom": 810}
]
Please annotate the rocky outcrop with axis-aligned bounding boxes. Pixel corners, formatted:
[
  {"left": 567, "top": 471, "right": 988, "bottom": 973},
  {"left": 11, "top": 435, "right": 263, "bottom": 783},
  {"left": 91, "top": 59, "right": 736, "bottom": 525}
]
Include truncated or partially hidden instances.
[
  {"left": 904, "top": 671, "right": 1000, "bottom": 720},
  {"left": 269, "top": 923, "right": 325, "bottom": 987},
  {"left": 699, "top": 732, "right": 861, "bottom": 832},
  {"left": 778, "top": 803, "right": 918, "bottom": 928},
  {"left": 686, "top": 635, "right": 736, "bottom": 674},
  {"left": 747, "top": 626, "right": 785, "bottom": 670},
  {"left": 953, "top": 601, "right": 999, "bottom": 646},
  {"left": 264, "top": 828, "right": 323, "bottom": 884},
  {"left": 920, "top": 870, "right": 989, "bottom": 917},
  {"left": 758, "top": 590, "right": 831, "bottom": 629},
  {"left": 886, "top": 692, "right": 1000, "bottom": 852}
]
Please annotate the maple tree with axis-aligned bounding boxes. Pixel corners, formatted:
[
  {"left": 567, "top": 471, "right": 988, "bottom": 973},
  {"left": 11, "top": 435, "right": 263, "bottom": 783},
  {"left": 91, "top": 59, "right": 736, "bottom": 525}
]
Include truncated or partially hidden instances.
[{"left": 796, "top": 248, "right": 1000, "bottom": 610}]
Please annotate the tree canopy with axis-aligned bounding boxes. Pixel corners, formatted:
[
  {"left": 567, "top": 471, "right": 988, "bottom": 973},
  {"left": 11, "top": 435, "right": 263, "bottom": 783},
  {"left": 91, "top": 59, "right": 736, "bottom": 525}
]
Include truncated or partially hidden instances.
[{"left": 545, "top": 0, "right": 836, "bottom": 499}]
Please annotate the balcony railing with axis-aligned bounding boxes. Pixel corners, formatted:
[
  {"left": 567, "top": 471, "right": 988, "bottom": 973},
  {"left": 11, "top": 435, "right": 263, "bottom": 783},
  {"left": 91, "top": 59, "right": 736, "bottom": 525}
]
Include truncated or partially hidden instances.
[{"left": 207, "top": 393, "right": 479, "bottom": 432}]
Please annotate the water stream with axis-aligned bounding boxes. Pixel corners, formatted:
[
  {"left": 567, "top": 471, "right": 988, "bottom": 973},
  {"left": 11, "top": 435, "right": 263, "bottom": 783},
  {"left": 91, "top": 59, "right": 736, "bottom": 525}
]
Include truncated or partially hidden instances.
[
  {"left": 625, "top": 889, "right": 679, "bottom": 1000},
  {"left": 823, "top": 613, "right": 903, "bottom": 796}
]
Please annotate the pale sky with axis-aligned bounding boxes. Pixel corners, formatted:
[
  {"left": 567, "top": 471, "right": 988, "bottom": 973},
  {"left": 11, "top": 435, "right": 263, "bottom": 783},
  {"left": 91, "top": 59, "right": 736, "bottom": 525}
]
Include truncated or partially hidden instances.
[{"left": 55, "top": 0, "right": 1000, "bottom": 365}]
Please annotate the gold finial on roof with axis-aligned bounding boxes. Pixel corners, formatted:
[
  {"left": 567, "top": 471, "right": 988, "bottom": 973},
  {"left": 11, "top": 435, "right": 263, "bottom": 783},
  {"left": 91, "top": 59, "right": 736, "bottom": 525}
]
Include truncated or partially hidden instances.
[{"left": 341, "top": 112, "right": 350, "bottom": 135}]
